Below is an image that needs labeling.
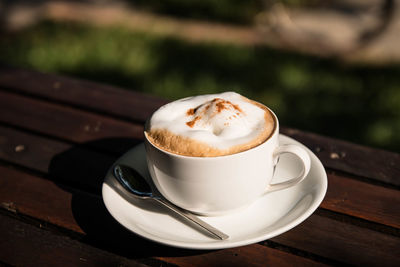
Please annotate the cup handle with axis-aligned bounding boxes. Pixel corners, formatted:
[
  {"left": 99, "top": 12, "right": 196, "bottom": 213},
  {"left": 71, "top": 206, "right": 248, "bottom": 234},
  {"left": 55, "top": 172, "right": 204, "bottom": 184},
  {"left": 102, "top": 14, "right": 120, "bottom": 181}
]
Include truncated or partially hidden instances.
[{"left": 265, "top": 144, "right": 311, "bottom": 193}]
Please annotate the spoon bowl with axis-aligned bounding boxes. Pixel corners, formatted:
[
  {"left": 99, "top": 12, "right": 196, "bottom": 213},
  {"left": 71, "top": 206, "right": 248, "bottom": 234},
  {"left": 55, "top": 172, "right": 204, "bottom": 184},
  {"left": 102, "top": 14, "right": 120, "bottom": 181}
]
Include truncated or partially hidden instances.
[{"left": 114, "top": 165, "right": 152, "bottom": 198}]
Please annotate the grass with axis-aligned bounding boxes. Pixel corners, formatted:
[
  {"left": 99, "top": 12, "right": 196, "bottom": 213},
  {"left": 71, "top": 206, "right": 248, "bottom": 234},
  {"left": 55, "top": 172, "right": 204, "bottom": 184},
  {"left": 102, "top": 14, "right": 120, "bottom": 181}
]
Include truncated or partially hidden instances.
[{"left": 1, "top": 21, "right": 399, "bottom": 152}]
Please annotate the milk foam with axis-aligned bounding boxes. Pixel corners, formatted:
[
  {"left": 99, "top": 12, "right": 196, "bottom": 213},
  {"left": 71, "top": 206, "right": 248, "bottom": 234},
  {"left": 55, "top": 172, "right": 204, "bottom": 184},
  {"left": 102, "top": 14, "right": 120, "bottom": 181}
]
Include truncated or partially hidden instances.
[{"left": 146, "top": 92, "right": 274, "bottom": 155}]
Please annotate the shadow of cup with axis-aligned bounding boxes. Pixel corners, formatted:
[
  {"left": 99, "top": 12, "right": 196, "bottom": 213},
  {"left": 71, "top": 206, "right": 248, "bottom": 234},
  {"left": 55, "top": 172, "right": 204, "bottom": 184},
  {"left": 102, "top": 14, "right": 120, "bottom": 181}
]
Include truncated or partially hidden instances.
[{"left": 48, "top": 137, "right": 209, "bottom": 258}]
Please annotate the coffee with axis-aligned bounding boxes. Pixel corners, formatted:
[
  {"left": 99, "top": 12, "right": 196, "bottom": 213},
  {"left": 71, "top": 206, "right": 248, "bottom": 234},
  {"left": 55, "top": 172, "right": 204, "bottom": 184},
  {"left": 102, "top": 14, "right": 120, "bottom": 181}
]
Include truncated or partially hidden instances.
[{"left": 145, "top": 92, "right": 275, "bottom": 157}]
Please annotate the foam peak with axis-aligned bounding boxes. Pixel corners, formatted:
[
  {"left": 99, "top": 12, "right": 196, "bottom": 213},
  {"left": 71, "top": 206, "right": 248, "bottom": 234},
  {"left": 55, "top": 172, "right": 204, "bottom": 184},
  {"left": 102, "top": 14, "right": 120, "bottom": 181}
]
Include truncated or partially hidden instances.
[{"left": 146, "top": 92, "right": 275, "bottom": 156}]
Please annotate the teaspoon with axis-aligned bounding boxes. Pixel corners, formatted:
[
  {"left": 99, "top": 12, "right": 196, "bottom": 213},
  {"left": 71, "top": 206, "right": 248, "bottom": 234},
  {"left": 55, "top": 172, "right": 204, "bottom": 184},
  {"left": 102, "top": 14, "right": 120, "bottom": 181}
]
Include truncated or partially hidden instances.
[{"left": 113, "top": 164, "right": 229, "bottom": 240}]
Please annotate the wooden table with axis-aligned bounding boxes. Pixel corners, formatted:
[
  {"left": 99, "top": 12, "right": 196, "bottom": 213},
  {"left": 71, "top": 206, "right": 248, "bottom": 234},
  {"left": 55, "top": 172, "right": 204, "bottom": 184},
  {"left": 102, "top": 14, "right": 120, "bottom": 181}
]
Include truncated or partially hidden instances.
[{"left": 0, "top": 66, "right": 399, "bottom": 266}]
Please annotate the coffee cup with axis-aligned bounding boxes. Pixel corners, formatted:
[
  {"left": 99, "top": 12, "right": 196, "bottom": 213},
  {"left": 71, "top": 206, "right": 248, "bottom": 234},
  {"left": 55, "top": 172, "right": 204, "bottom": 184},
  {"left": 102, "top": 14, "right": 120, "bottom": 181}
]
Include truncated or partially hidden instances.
[{"left": 144, "top": 93, "right": 311, "bottom": 216}]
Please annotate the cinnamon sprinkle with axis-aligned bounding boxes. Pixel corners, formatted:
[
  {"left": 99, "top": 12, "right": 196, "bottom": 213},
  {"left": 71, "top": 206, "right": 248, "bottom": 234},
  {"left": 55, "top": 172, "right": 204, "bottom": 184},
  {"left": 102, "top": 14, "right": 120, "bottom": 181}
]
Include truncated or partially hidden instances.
[
  {"left": 185, "top": 98, "right": 244, "bottom": 128},
  {"left": 232, "top": 103, "right": 243, "bottom": 113},
  {"left": 215, "top": 102, "right": 225, "bottom": 113},
  {"left": 212, "top": 98, "right": 243, "bottom": 114},
  {"left": 186, "top": 108, "right": 195, "bottom": 116},
  {"left": 186, "top": 116, "right": 201, "bottom": 127}
]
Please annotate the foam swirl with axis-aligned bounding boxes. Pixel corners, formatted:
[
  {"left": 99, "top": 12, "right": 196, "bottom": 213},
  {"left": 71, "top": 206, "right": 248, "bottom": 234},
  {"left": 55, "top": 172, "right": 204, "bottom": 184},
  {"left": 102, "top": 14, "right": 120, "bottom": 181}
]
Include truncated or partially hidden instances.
[{"left": 146, "top": 92, "right": 275, "bottom": 156}]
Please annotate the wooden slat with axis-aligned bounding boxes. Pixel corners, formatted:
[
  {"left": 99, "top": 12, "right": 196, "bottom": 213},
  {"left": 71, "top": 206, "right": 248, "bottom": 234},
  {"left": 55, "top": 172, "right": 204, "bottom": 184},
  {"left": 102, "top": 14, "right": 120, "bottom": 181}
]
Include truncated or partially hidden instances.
[
  {"left": 0, "top": 66, "right": 168, "bottom": 122},
  {"left": 270, "top": 215, "right": 400, "bottom": 267},
  {"left": 0, "top": 166, "right": 80, "bottom": 233},
  {"left": 158, "top": 245, "right": 328, "bottom": 267},
  {"left": 0, "top": 68, "right": 399, "bottom": 185},
  {"left": 0, "top": 125, "right": 399, "bottom": 229},
  {"left": 0, "top": 125, "right": 70, "bottom": 173},
  {"left": 321, "top": 173, "right": 400, "bottom": 229},
  {"left": 0, "top": 213, "right": 147, "bottom": 267},
  {"left": 281, "top": 127, "right": 400, "bottom": 186},
  {"left": 0, "top": 126, "right": 117, "bottom": 193},
  {"left": 0, "top": 90, "right": 143, "bottom": 155},
  {"left": 0, "top": 166, "right": 326, "bottom": 267},
  {"left": 0, "top": 166, "right": 88, "bottom": 234}
]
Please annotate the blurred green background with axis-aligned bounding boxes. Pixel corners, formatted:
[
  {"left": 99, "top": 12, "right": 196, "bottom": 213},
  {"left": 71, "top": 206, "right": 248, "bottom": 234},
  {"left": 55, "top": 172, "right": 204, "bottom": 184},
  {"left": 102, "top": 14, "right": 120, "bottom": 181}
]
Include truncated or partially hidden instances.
[{"left": 0, "top": 0, "right": 399, "bottom": 152}]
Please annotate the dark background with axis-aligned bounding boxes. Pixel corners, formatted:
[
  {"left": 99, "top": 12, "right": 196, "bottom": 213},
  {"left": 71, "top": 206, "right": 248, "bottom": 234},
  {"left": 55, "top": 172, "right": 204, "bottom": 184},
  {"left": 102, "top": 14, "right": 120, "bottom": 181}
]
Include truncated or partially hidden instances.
[{"left": 1, "top": 0, "right": 399, "bottom": 152}]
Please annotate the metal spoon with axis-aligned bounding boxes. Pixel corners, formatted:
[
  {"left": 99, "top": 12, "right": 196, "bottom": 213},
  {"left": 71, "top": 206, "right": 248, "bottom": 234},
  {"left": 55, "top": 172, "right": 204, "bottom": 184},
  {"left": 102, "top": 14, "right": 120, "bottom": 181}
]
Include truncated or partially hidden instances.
[{"left": 113, "top": 164, "right": 229, "bottom": 240}]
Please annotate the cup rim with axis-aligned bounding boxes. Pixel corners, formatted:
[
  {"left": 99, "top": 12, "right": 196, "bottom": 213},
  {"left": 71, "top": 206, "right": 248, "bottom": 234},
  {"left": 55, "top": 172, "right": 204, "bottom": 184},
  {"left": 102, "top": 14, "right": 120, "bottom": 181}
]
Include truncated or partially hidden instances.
[{"left": 144, "top": 106, "right": 279, "bottom": 160}]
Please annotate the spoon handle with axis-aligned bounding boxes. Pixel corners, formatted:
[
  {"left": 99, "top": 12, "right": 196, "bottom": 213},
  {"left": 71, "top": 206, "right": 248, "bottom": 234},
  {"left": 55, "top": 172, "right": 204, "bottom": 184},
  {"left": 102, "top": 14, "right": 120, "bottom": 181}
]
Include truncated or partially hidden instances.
[{"left": 154, "top": 198, "right": 229, "bottom": 240}]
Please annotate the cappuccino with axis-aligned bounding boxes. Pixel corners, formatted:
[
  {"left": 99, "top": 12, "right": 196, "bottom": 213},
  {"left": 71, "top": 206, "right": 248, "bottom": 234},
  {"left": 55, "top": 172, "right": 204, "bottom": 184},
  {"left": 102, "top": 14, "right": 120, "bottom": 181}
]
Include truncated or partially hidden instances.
[{"left": 145, "top": 92, "right": 275, "bottom": 157}]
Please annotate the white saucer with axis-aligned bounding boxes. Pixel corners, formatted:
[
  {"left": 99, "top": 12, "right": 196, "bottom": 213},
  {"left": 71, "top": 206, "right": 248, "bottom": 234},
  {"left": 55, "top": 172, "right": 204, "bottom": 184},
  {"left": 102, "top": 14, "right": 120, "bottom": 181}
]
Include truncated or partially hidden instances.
[{"left": 102, "top": 134, "right": 327, "bottom": 250}]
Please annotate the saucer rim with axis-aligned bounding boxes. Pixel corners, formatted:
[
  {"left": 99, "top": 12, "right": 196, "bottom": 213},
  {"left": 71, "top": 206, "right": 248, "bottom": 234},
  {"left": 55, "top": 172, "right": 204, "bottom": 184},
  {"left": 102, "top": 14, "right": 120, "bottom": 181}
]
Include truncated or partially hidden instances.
[{"left": 102, "top": 134, "right": 328, "bottom": 250}]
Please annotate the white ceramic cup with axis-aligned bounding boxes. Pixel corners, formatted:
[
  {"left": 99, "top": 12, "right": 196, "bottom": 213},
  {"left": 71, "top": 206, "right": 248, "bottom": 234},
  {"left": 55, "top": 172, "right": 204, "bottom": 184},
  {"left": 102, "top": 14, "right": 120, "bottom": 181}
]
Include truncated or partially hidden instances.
[{"left": 144, "top": 108, "right": 311, "bottom": 216}]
